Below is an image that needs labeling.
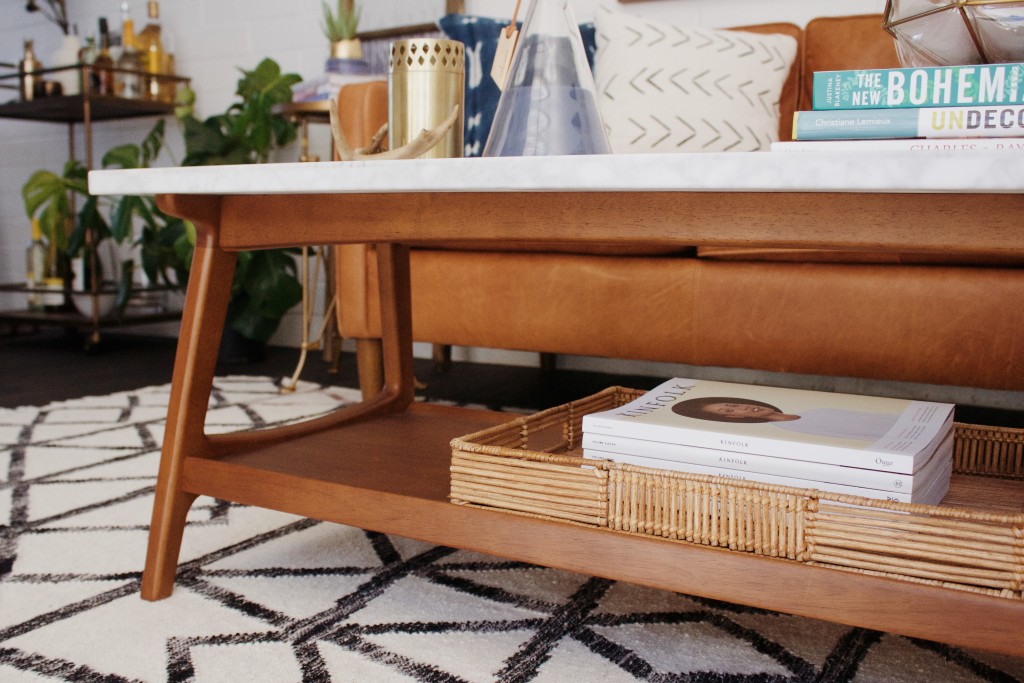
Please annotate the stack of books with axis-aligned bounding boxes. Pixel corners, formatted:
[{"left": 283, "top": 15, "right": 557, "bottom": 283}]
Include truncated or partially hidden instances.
[
  {"left": 775, "top": 61, "right": 1024, "bottom": 151},
  {"left": 581, "top": 378, "right": 955, "bottom": 505},
  {"left": 291, "top": 56, "right": 382, "bottom": 103}
]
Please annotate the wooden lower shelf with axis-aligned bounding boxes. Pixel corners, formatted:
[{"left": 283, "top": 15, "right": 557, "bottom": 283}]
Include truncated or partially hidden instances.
[{"left": 180, "top": 403, "right": 1024, "bottom": 656}]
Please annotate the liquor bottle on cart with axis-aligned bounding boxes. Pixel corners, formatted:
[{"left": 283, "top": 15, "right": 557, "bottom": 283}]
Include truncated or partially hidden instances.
[
  {"left": 136, "top": 0, "right": 165, "bottom": 101},
  {"left": 94, "top": 17, "right": 117, "bottom": 96},
  {"left": 25, "top": 219, "right": 46, "bottom": 311},
  {"left": 116, "top": 2, "right": 144, "bottom": 98}
]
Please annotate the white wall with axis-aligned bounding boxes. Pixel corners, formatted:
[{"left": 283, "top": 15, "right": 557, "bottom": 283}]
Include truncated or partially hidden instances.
[{"left": 1, "top": 0, "right": 884, "bottom": 346}]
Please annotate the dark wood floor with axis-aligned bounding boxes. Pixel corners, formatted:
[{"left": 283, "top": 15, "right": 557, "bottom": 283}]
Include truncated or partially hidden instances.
[
  {"left": 0, "top": 328, "right": 667, "bottom": 412},
  {"left": 1, "top": 328, "right": 1021, "bottom": 428}
]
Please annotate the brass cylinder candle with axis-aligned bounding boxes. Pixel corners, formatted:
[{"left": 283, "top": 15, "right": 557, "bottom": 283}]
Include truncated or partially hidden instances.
[{"left": 388, "top": 38, "right": 465, "bottom": 159}]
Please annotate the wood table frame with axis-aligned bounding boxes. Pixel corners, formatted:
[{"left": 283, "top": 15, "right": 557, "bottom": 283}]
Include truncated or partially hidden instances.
[{"left": 132, "top": 168, "right": 1024, "bottom": 657}]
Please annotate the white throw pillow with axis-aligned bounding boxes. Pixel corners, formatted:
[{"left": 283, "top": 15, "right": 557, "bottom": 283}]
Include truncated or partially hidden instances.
[{"left": 594, "top": 5, "right": 798, "bottom": 153}]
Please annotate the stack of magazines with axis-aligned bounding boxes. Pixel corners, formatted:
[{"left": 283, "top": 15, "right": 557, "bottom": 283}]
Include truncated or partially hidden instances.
[{"left": 581, "top": 378, "right": 955, "bottom": 505}]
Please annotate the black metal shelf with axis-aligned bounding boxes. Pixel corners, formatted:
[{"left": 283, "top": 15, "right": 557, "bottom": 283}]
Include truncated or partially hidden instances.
[
  {"left": 0, "top": 92, "right": 177, "bottom": 123},
  {"left": 0, "top": 65, "right": 190, "bottom": 345},
  {"left": 0, "top": 64, "right": 188, "bottom": 123},
  {"left": 0, "top": 307, "right": 181, "bottom": 327}
]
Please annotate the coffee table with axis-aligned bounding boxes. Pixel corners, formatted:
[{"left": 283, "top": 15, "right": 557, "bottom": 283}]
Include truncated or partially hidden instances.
[{"left": 89, "top": 151, "right": 1024, "bottom": 656}]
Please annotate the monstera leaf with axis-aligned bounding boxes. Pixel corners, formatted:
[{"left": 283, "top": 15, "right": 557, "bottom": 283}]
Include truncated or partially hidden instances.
[{"left": 175, "top": 57, "right": 305, "bottom": 346}]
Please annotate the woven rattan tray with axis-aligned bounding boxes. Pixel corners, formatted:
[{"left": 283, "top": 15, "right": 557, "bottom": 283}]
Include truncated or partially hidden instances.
[{"left": 450, "top": 386, "right": 1024, "bottom": 599}]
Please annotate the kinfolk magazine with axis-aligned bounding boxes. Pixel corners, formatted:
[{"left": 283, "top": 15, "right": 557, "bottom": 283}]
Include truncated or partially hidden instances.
[{"left": 581, "top": 378, "right": 954, "bottom": 475}]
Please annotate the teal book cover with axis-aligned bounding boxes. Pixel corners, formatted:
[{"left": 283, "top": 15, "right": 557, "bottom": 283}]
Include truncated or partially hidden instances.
[{"left": 813, "top": 63, "right": 1024, "bottom": 110}]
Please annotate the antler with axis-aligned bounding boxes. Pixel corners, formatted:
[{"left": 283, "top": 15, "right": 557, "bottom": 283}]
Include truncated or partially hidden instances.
[{"left": 329, "top": 99, "right": 461, "bottom": 161}]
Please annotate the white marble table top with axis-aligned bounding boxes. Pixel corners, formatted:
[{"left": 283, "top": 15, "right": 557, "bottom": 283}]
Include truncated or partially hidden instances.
[{"left": 88, "top": 150, "right": 1024, "bottom": 197}]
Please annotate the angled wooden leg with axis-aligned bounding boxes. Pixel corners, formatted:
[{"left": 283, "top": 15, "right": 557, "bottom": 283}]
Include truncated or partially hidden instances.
[
  {"left": 376, "top": 243, "right": 415, "bottom": 410},
  {"left": 143, "top": 196, "right": 235, "bottom": 600}
]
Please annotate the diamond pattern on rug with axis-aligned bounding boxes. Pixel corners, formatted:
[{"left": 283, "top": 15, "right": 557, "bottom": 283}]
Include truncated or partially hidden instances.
[{"left": 1, "top": 376, "right": 1023, "bottom": 682}]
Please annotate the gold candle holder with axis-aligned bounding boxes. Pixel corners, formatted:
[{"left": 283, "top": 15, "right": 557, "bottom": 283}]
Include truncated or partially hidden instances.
[{"left": 388, "top": 38, "right": 465, "bottom": 159}]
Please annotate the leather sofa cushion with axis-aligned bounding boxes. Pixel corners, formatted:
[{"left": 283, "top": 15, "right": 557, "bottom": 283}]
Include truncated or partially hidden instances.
[
  {"left": 341, "top": 248, "right": 699, "bottom": 359},
  {"left": 798, "top": 14, "right": 899, "bottom": 111},
  {"left": 339, "top": 247, "right": 1024, "bottom": 391},
  {"left": 693, "top": 260, "right": 1024, "bottom": 391},
  {"left": 334, "top": 80, "right": 389, "bottom": 156}
]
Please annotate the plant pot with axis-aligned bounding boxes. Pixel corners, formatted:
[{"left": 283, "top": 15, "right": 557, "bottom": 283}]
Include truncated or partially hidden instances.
[
  {"left": 71, "top": 288, "right": 119, "bottom": 319},
  {"left": 217, "top": 327, "right": 267, "bottom": 365},
  {"left": 330, "top": 38, "right": 363, "bottom": 59}
]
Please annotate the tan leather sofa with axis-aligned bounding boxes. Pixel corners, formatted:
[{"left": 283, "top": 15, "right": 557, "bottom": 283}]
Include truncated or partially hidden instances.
[{"left": 334, "top": 14, "right": 1024, "bottom": 397}]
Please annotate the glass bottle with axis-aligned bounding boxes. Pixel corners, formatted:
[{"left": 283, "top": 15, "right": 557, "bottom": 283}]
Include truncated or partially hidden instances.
[
  {"left": 19, "top": 40, "right": 42, "bottom": 102},
  {"left": 42, "top": 228, "right": 66, "bottom": 311},
  {"left": 116, "top": 3, "right": 144, "bottom": 99},
  {"left": 94, "top": 17, "right": 117, "bottom": 96},
  {"left": 25, "top": 219, "right": 46, "bottom": 311},
  {"left": 158, "top": 28, "right": 176, "bottom": 103},
  {"left": 483, "top": 0, "right": 610, "bottom": 157},
  {"left": 78, "top": 35, "right": 98, "bottom": 93},
  {"left": 49, "top": 30, "right": 82, "bottom": 96},
  {"left": 136, "top": 0, "right": 164, "bottom": 100}
]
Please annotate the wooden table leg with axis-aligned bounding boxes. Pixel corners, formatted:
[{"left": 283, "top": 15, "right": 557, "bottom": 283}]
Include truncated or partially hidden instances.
[
  {"left": 376, "top": 243, "right": 415, "bottom": 409},
  {"left": 143, "top": 197, "right": 236, "bottom": 600}
]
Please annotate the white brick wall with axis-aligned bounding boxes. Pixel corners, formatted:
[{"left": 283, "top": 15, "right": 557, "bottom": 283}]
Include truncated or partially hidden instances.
[{"left": 0, "top": 0, "right": 883, "bottom": 345}]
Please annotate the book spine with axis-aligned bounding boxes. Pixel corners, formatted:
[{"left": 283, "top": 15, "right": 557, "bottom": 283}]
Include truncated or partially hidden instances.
[
  {"left": 581, "top": 433, "right": 918, "bottom": 492},
  {"left": 770, "top": 138, "right": 1024, "bottom": 152},
  {"left": 584, "top": 449, "right": 915, "bottom": 503},
  {"left": 791, "top": 105, "right": 1024, "bottom": 141},
  {"left": 582, "top": 414, "right": 916, "bottom": 473},
  {"left": 812, "top": 63, "right": 1024, "bottom": 110}
]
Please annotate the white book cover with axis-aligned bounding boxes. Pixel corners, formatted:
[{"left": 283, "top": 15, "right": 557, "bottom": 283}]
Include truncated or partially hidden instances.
[
  {"left": 771, "top": 138, "right": 1024, "bottom": 153},
  {"left": 582, "top": 378, "right": 954, "bottom": 474},
  {"left": 583, "top": 449, "right": 953, "bottom": 506},
  {"left": 582, "top": 430, "right": 953, "bottom": 493}
]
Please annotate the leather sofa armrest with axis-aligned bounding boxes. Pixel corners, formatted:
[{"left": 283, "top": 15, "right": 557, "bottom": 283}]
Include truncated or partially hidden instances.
[{"left": 332, "top": 81, "right": 389, "bottom": 337}]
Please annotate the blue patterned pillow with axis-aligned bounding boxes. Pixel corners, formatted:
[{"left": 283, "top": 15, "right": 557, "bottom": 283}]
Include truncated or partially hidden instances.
[{"left": 439, "top": 14, "right": 597, "bottom": 157}]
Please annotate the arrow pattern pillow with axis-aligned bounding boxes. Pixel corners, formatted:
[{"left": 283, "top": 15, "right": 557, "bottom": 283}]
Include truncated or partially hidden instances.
[{"left": 594, "top": 6, "right": 798, "bottom": 153}]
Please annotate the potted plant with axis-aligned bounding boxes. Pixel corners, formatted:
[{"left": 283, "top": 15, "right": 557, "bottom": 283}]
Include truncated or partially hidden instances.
[
  {"left": 21, "top": 120, "right": 190, "bottom": 318},
  {"left": 102, "top": 120, "right": 193, "bottom": 296},
  {"left": 322, "top": 0, "right": 362, "bottom": 59},
  {"left": 175, "top": 58, "right": 304, "bottom": 361}
]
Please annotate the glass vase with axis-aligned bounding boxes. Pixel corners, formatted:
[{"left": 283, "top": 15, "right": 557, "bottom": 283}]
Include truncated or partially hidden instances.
[{"left": 483, "top": 0, "right": 610, "bottom": 157}]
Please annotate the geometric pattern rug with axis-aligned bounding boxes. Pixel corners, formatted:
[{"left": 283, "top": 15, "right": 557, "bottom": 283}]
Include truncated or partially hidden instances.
[{"left": 2, "top": 377, "right": 1023, "bottom": 683}]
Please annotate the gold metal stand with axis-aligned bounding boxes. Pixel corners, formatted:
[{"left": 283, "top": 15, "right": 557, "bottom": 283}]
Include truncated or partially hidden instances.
[
  {"left": 272, "top": 100, "right": 344, "bottom": 392},
  {"left": 281, "top": 245, "right": 338, "bottom": 393}
]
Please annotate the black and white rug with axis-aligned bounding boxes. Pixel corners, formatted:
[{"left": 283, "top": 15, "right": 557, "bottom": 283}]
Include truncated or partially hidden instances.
[{"left": 2, "top": 377, "right": 1023, "bottom": 683}]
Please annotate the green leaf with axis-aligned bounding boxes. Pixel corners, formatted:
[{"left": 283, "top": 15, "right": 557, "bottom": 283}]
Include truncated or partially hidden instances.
[
  {"left": 117, "top": 259, "right": 135, "bottom": 311},
  {"left": 174, "top": 85, "right": 197, "bottom": 120},
  {"left": 101, "top": 144, "right": 141, "bottom": 170},
  {"left": 109, "top": 195, "right": 143, "bottom": 242},
  {"left": 21, "top": 163, "right": 89, "bottom": 250},
  {"left": 67, "top": 195, "right": 111, "bottom": 258},
  {"left": 181, "top": 116, "right": 228, "bottom": 165},
  {"left": 322, "top": 0, "right": 360, "bottom": 41},
  {"left": 141, "top": 119, "right": 166, "bottom": 165},
  {"left": 171, "top": 57, "right": 305, "bottom": 339},
  {"left": 22, "top": 169, "right": 65, "bottom": 219}
]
